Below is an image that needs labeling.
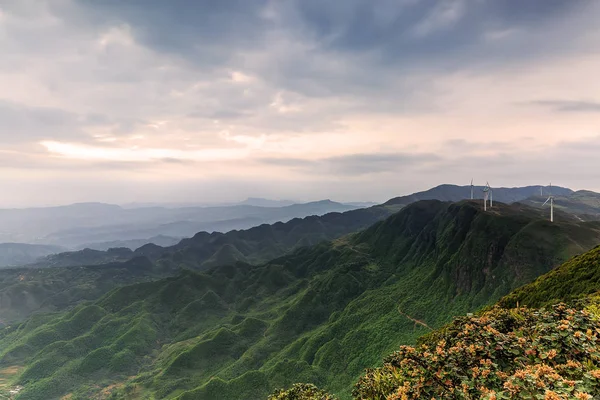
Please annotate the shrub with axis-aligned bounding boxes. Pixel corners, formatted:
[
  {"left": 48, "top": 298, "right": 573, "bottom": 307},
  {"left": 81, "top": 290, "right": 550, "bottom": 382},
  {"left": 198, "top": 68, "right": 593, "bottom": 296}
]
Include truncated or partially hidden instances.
[
  {"left": 352, "top": 304, "right": 600, "bottom": 399},
  {"left": 268, "top": 383, "right": 337, "bottom": 400}
]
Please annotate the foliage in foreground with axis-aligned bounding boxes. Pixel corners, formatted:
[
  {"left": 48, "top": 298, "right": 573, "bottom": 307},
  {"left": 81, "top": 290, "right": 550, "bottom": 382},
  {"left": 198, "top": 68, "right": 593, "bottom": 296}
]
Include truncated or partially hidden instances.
[
  {"left": 268, "top": 383, "right": 338, "bottom": 400},
  {"left": 272, "top": 303, "right": 600, "bottom": 399}
]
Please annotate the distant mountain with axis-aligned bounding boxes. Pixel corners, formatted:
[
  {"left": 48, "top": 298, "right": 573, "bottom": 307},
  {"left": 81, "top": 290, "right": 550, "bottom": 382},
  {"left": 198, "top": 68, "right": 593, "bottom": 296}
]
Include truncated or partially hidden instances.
[
  {"left": 521, "top": 189, "right": 600, "bottom": 221},
  {"left": 4, "top": 200, "right": 600, "bottom": 399},
  {"left": 158, "top": 204, "right": 394, "bottom": 270},
  {"left": 15, "top": 205, "right": 394, "bottom": 272},
  {"left": 235, "top": 197, "right": 297, "bottom": 207},
  {"left": 385, "top": 184, "right": 573, "bottom": 206},
  {"left": 343, "top": 201, "right": 378, "bottom": 207},
  {"left": 0, "top": 243, "right": 65, "bottom": 268},
  {"left": 28, "top": 247, "right": 136, "bottom": 269},
  {"left": 78, "top": 235, "right": 181, "bottom": 251},
  {"left": 0, "top": 200, "right": 360, "bottom": 247}
]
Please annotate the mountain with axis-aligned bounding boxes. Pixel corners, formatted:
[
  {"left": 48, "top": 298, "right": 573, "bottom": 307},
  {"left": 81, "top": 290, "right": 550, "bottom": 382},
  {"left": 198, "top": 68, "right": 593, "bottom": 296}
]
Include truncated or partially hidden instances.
[
  {"left": 0, "top": 244, "right": 65, "bottom": 268},
  {"left": 521, "top": 189, "right": 600, "bottom": 221},
  {"left": 498, "top": 243, "right": 600, "bottom": 309},
  {"left": 0, "top": 205, "right": 394, "bottom": 322},
  {"left": 0, "top": 200, "right": 360, "bottom": 248},
  {"left": 77, "top": 235, "right": 181, "bottom": 251},
  {"left": 235, "top": 198, "right": 297, "bottom": 207},
  {"left": 277, "top": 232, "right": 600, "bottom": 400},
  {"left": 28, "top": 247, "right": 136, "bottom": 269},
  {"left": 3, "top": 200, "right": 600, "bottom": 399},
  {"left": 384, "top": 184, "right": 573, "bottom": 206},
  {"left": 342, "top": 202, "right": 378, "bottom": 208},
  {"left": 0, "top": 256, "right": 170, "bottom": 324},
  {"left": 160, "top": 203, "right": 394, "bottom": 270}
]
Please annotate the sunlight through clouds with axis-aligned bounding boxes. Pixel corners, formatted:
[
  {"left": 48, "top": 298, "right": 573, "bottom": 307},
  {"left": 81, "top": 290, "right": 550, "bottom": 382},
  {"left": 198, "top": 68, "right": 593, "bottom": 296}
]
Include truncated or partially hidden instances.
[{"left": 40, "top": 141, "right": 249, "bottom": 163}]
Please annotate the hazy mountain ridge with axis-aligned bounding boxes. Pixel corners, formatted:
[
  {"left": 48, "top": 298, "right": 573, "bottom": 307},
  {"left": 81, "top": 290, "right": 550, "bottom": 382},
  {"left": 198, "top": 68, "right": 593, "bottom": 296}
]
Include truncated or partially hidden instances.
[
  {"left": 3, "top": 200, "right": 600, "bottom": 399},
  {"left": 385, "top": 184, "right": 573, "bottom": 206},
  {"left": 0, "top": 244, "right": 65, "bottom": 268},
  {"left": 7, "top": 185, "right": 600, "bottom": 271},
  {"left": 0, "top": 200, "right": 359, "bottom": 248},
  {"left": 0, "top": 205, "right": 395, "bottom": 322},
  {"left": 521, "top": 189, "right": 600, "bottom": 221},
  {"left": 77, "top": 235, "right": 181, "bottom": 252}
]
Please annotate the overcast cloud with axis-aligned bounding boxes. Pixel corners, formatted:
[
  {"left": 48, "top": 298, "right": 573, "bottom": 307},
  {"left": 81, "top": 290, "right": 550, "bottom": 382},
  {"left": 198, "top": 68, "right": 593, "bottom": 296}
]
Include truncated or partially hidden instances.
[{"left": 1, "top": 0, "right": 599, "bottom": 207}]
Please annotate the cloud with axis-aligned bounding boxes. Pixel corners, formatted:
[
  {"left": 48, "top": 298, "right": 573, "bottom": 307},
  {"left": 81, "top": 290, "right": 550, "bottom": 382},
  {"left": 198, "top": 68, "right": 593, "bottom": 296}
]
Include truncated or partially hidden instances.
[
  {"left": 529, "top": 100, "right": 600, "bottom": 113},
  {"left": 1, "top": 0, "right": 600, "bottom": 206},
  {"left": 40, "top": 140, "right": 249, "bottom": 163},
  {"left": 260, "top": 152, "right": 441, "bottom": 176}
]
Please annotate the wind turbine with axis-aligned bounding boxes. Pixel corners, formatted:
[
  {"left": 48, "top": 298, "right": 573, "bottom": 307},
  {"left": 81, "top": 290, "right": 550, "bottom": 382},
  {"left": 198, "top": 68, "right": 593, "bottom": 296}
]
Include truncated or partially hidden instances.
[
  {"left": 542, "top": 183, "right": 554, "bottom": 222},
  {"left": 470, "top": 179, "right": 474, "bottom": 200},
  {"left": 488, "top": 182, "right": 493, "bottom": 207},
  {"left": 482, "top": 182, "right": 490, "bottom": 211}
]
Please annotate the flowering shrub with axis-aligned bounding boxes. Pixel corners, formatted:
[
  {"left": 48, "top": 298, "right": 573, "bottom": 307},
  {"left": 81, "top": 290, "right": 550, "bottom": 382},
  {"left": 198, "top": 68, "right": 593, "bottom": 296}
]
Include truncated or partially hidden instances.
[
  {"left": 268, "top": 383, "right": 338, "bottom": 400},
  {"left": 353, "top": 304, "right": 600, "bottom": 399},
  {"left": 268, "top": 304, "right": 600, "bottom": 399}
]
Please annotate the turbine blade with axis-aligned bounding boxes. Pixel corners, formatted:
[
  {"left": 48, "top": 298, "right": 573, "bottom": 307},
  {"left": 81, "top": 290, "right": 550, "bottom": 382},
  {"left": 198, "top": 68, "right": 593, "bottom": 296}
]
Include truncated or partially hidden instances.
[{"left": 542, "top": 197, "right": 550, "bottom": 206}]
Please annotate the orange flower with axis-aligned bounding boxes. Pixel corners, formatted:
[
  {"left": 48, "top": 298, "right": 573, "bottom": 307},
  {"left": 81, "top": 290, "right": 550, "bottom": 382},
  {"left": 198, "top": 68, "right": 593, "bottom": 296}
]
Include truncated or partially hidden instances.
[{"left": 544, "top": 390, "right": 562, "bottom": 400}]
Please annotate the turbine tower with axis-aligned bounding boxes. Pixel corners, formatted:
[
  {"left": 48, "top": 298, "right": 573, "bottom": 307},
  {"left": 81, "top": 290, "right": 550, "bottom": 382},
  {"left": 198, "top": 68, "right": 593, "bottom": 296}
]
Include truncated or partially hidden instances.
[
  {"left": 542, "top": 183, "right": 554, "bottom": 222},
  {"left": 470, "top": 179, "right": 474, "bottom": 200},
  {"left": 482, "top": 182, "right": 490, "bottom": 211}
]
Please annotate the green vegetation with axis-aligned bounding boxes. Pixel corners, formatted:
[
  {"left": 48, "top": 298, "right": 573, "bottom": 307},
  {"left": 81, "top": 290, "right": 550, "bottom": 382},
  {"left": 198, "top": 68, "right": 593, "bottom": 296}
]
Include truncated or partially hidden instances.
[
  {"left": 499, "top": 245, "right": 600, "bottom": 309},
  {"left": 353, "top": 303, "right": 600, "bottom": 399},
  {"left": 0, "top": 205, "right": 393, "bottom": 324},
  {"left": 1, "top": 200, "right": 599, "bottom": 399},
  {"left": 522, "top": 189, "right": 600, "bottom": 221},
  {"left": 0, "top": 256, "right": 172, "bottom": 323},
  {"left": 274, "top": 303, "right": 600, "bottom": 399},
  {"left": 269, "top": 384, "right": 337, "bottom": 400},
  {"left": 271, "top": 227, "right": 600, "bottom": 400}
]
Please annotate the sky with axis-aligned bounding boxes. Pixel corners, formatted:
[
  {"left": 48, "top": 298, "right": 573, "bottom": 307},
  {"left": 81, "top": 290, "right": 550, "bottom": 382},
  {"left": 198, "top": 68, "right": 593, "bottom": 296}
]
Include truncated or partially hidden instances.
[{"left": 1, "top": 0, "right": 600, "bottom": 207}]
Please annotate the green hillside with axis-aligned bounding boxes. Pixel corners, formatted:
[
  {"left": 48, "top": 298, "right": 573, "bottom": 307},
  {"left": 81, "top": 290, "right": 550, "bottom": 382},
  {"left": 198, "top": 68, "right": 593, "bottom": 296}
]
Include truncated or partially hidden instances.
[
  {"left": 24, "top": 205, "right": 394, "bottom": 271},
  {"left": 498, "top": 244, "right": 600, "bottom": 309},
  {"left": 521, "top": 189, "right": 600, "bottom": 221},
  {"left": 272, "top": 223, "right": 600, "bottom": 400},
  {"left": 0, "top": 257, "right": 173, "bottom": 324},
  {"left": 162, "top": 204, "right": 395, "bottom": 270},
  {"left": 384, "top": 184, "right": 572, "bottom": 206},
  {"left": 2, "top": 200, "right": 600, "bottom": 399},
  {"left": 279, "top": 301, "right": 600, "bottom": 400},
  {"left": 0, "top": 206, "right": 393, "bottom": 324}
]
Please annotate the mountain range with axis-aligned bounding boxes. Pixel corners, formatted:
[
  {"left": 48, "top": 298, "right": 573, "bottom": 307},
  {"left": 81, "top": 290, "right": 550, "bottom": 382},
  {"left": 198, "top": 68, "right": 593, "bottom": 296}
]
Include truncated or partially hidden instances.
[
  {"left": 0, "top": 204, "right": 395, "bottom": 322},
  {"left": 2, "top": 185, "right": 600, "bottom": 399},
  {"left": 2, "top": 199, "right": 600, "bottom": 399},
  {"left": 0, "top": 200, "right": 360, "bottom": 249}
]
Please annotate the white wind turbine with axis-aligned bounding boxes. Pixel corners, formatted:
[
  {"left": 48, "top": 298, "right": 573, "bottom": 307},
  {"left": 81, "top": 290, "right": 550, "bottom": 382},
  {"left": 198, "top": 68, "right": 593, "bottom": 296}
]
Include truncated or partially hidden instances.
[
  {"left": 482, "top": 182, "right": 491, "bottom": 211},
  {"left": 488, "top": 182, "right": 493, "bottom": 207},
  {"left": 542, "top": 183, "right": 554, "bottom": 222},
  {"left": 470, "top": 179, "right": 474, "bottom": 200}
]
